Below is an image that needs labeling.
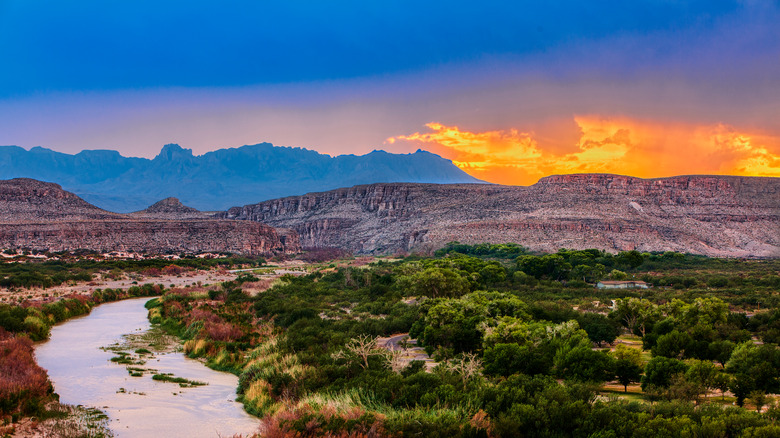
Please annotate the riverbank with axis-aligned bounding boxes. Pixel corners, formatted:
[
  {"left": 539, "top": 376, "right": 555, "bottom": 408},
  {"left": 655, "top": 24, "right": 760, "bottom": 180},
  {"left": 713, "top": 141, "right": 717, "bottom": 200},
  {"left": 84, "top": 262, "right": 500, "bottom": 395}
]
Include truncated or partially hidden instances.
[
  {"left": 0, "top": 256, "right": 296, "bottom": 435},
  {"left": 35, "top": 297, "right": 260, "bottom": 437},
  {"left": 1, "top": 286, "right": 163, "bottom": 434}
]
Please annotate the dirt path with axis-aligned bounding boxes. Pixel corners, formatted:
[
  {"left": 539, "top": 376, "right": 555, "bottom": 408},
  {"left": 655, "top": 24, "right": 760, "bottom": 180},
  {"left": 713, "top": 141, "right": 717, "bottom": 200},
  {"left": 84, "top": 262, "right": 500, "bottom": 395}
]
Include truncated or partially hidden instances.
[{"left": 378, "top": 333, "right": 438, "bottom": 371}]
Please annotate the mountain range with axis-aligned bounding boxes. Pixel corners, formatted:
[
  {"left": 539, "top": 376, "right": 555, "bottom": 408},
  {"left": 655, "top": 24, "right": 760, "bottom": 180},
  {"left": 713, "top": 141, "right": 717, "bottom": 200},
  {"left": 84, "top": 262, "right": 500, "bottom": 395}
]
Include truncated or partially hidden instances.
[{"left": 0, "top": 143, "right": 482, "bottom": 212}]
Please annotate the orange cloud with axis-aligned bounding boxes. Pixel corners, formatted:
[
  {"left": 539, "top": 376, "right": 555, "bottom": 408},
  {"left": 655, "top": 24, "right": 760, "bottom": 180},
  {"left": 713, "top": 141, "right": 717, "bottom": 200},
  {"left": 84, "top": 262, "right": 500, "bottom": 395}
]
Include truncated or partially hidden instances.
[
  {"left": 390, "top": 123, "right": 544, "bottom": 184},
  {"left": 387, "top": 117, "right": 780, "bottom": 185}
]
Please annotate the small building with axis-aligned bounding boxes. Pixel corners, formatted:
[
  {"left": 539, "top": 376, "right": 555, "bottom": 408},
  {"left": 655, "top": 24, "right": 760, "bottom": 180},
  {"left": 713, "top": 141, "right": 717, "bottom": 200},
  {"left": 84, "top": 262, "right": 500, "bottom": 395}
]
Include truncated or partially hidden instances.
[{"left": 596, "top": 280, "right": 649, "bottom": 289}]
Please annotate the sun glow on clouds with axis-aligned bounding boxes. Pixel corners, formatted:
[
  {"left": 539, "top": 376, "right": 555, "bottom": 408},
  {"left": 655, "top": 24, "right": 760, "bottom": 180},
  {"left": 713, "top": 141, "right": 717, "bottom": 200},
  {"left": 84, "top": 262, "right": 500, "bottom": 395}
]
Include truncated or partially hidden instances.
[{"left": 388, "top": 117, "right": 780, "bottom": 185}]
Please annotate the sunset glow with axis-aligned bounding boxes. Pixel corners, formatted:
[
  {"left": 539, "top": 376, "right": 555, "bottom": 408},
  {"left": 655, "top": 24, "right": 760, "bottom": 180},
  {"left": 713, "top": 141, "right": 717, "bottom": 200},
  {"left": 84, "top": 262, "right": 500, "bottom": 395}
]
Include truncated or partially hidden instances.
[{"left": 388, "top": 118, "right": 780, "bottom": 185}]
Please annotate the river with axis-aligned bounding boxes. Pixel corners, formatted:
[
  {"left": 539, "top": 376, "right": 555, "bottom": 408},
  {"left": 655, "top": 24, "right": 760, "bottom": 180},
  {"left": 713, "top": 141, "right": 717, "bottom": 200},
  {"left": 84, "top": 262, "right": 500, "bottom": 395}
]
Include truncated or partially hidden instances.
[{"left": 35, "top": 297, "right": 261, "bottom": 437}]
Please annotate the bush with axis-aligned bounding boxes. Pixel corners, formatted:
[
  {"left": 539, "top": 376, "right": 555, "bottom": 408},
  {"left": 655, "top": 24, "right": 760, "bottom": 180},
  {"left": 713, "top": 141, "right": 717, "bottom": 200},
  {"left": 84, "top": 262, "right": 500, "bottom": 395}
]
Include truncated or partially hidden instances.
[{"left": 0, "top": 330, "right": 51, "bottom": 416}]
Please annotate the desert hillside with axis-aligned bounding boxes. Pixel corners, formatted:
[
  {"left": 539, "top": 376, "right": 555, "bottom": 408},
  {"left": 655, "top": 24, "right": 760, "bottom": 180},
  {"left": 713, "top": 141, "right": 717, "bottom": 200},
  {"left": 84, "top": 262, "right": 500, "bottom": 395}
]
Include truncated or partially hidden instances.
[
  {"left": 221, "top": 174, "right": 780, "bottom": 257},
  {"left": 0, "top": 178, "right": 299, "bottom": 255}
]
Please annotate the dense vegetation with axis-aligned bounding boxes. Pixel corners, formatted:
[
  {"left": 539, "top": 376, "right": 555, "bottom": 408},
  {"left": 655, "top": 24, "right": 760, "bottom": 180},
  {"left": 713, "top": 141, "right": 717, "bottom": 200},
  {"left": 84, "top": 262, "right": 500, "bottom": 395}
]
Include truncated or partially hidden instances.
[{"left": 145, "top": 246, "right": 780, "bottom": 437}]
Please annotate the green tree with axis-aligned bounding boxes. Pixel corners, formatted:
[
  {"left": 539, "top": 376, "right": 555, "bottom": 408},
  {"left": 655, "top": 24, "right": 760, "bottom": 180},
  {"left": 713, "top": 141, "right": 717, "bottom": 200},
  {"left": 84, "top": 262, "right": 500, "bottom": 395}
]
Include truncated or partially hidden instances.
[
  {"left": 641, "top": 356, "right": 688, "bottom": 391},
  {"left": 554, "top": 345, "right": 614, "bottom": 383},
  {"left": 608, "top": 269, "right": 628, "bottom": 280},
  {"left": 665, "top": 373, "right": 705, "bottom": 403},
  {"left": 516, "top": 254, "right": 571, "bottom": 280},
  {"left": 512, "top": 271, "right": 538, "bottom": 286},
  {"left": 730, "top": 373, "right": 756, "bottom": 407},
  {"left": 478, "top": 264, "right": 507, "bottom": 285},
  {"left": 652, "top": 330, "right": 694, "bottom": 359},
  {"left": 749, "top": 390, "right": 769, "bottom": 413},
  {"left": 726, "top": 342, "right": 780, "bottom": 405},
  {"left": 709, "top": 340, "right": 736, "bottom": 367},
  {"left": 611, "top": 344, "right": 644, "bottom": 392},
  {"left": 615, "top": 250, "right": 645, "bottom": 270},
  {"left": 414, "top": 292, "right": 529, "bottom": 355},
  {"left": 569, "top": 262, "right": 606, "bottom": 283},
  {"left": 403, "top": 267, "right": 471, "bottom": 298},
  {"left": 712, "top": 371, "right": 731, "bottom": 400},
  {"left": 483, "top": 343, "right": 524, "bottom": 377},
  {"left": 578, "top": 313, "right": 619, "bottom": 347},
  {"left": 684, "top": 359, "right": 718, "bottom": 400},
  {"left": 612, "top": 298, "right": 659, "bottom": 337},
  {"left": 483, "top": 342, "right": 549, "bottom": 376}
]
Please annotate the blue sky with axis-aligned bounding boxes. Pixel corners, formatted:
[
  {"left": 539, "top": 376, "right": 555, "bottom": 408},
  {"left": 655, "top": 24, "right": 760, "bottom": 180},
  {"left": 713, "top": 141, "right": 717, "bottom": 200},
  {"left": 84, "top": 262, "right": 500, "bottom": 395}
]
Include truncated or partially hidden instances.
[
  {"left": 1, "top": 1, "right": 746, "bottom": 93},
  {"left": 1, "top": 1, "right": 778, "bottom": 182}
]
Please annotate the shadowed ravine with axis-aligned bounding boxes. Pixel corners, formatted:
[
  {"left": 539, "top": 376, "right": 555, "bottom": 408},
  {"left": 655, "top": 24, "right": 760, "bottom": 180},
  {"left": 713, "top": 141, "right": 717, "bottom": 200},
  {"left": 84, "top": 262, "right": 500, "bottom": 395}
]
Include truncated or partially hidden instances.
[{"left": 35, "top": 298, "right": 260, "bottom": 437}]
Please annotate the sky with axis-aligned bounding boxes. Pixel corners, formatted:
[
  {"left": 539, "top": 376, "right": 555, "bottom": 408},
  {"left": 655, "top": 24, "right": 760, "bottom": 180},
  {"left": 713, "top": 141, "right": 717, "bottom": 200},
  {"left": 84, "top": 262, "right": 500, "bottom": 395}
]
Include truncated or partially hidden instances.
[{"left": 1, "top": 1, "right": 779, "bottom": 185}]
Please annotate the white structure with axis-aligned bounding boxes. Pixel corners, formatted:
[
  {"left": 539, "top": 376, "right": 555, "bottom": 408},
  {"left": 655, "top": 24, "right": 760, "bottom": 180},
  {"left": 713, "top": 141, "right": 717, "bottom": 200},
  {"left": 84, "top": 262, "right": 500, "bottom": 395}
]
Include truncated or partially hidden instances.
[{"left": 596, "top": 280, "right": 649, "bottom": 289}]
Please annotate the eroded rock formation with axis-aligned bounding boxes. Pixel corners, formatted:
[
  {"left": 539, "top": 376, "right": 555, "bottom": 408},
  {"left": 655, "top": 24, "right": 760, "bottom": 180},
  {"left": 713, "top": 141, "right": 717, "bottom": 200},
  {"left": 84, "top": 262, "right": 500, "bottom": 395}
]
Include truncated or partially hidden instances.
[
  {"left": 131, "top": 197, "right": 211, "bottom": 219},
  {"left": 0, "top": 178, "right": 123, "bottom": 222},
  {"left": 221, "top": 174, "right": 780, "bottom": 257},
  {"left": 0, "top": 179, "right": 299, "bottom": 256}
]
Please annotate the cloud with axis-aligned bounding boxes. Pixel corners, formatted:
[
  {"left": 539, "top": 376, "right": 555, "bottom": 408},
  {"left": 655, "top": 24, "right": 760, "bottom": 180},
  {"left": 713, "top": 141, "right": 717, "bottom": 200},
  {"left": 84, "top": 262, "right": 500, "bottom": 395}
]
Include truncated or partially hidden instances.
[
  {"left": 390, "top": 123, "right": 545, "bottom": 184},
  {"left": 387, "top": 117, "right": 780, "bottom": 185}
]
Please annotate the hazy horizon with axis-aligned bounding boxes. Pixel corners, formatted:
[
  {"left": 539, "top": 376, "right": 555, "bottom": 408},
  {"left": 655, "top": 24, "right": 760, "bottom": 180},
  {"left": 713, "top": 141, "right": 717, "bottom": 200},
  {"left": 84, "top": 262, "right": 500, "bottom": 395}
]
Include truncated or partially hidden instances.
[{"left": 3, "top": 142, "right": 778, "bottom": 187}]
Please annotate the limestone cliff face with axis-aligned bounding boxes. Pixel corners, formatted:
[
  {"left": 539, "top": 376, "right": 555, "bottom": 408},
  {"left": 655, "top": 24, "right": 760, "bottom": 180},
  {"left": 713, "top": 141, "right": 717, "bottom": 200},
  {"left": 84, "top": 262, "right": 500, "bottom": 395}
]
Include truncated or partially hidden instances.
[
  {"left": 0, "top": 179, "right": 300, "bottom": 256},
  {"left": 221, "top": 175, "right": 780, "bottom": 257}
]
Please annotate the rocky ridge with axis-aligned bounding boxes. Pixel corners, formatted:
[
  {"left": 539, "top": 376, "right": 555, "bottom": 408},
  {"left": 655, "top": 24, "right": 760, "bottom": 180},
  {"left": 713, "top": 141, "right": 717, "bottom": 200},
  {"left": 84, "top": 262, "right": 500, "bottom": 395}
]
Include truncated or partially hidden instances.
[
  {"left": 0, "top": 178, "right": 123, "bottom": 222},
  {"left": 221, "top": 174, "right": 780, "bottom": 258},
  {"left": 0, "top": 179, "right": 299, "bottom": 256},
  {"left": 131, "top": 197, "right": 211, "bottom": 219}
]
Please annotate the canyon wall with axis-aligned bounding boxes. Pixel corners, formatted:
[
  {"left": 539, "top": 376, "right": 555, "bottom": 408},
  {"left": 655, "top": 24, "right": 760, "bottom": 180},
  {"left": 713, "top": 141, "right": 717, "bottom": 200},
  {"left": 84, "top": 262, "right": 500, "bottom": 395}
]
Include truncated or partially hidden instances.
[
  {"left": 221, "top": 174, "right": 780, "bottom": 257},
  {"left": 0, "top": 179, "right": 300, "bottom": 256}
]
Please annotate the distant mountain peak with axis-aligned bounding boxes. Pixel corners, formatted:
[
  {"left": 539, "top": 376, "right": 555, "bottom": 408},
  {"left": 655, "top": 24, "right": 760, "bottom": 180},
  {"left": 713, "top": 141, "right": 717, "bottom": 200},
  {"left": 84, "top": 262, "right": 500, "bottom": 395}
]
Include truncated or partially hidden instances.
[
  {"left": 0, "top": 142, "right": 483, "bottom": 212},
  {"left": 155, "top": 144, "right": 194, "bottom": 161}
]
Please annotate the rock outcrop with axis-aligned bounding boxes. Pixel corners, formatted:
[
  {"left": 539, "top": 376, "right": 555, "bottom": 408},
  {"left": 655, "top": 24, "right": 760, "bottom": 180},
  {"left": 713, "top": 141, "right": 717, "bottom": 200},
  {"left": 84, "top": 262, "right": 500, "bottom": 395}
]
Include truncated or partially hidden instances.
[
  {"left": 0, "top": 179, "right": 300, "bottom": 256},
  {"left": 0, "top": 178, "right": 123, "bottom": 222},
  {"left": 221, "top": 174, "right": 780, "bottom": 258},
  {"left": 131, "top": 197, "right": 211, "bottom": 219}
]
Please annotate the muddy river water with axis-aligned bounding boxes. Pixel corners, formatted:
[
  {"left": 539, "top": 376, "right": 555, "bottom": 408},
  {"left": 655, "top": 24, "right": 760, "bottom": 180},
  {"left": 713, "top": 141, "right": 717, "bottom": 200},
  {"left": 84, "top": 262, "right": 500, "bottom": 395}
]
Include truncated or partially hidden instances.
[{"left": 36, "top": 297, "right": 261, "bottom": 437}]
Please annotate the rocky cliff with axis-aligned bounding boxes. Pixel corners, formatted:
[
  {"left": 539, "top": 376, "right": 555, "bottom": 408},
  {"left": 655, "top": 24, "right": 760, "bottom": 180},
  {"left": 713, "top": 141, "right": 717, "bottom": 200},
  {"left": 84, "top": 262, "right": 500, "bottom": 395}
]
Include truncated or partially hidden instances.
[
  {"left": 221, "top": 174, "right": 780, "bottom": 258},
  {"left": 0, "top": 179, "right": 300, "bottom": 256}
]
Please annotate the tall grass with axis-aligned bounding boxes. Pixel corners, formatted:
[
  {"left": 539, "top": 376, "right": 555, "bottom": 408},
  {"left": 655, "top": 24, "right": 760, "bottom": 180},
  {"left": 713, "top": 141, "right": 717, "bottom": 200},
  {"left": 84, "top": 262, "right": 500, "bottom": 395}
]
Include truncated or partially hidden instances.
[
  {"left": 238, "top": 335, "right": 309, "bottom": 417},
  {"left": 257, "top": 386, "right": 490, "bottom": 438}
]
